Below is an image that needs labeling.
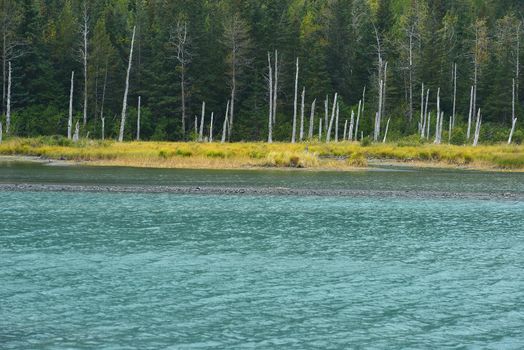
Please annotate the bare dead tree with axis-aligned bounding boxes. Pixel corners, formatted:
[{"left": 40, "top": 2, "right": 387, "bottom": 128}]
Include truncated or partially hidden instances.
[
  {"left": 383, "top": 118, "right": 391, "bottom": 143},
  {"left": 326, "top": 93, "right": 338, "bottom": 142},
  {"left": 73, "top": 120, "right": 80, "bottom": 143},
  {"left": 199, "top": 101, "right": 205, "bottom": 142},
  {"left": 467, "top": 85, "right": 474, "bottom": 140},
  {"left": 335, "top": 102, "right": 340, "bottom": 142},
  {"left": 169, "top": 20, "right": 192, "bottom": 137},
  {"left": 419, "top": 83, "right": 424, "bottom": 134},
  {"left": 324, "top": 95, "right": 328, "bottom": 140},
  {"left": 354, "top": 99, "right": 362, "bottom": 141},
  {"left": 68, "top": 71, "right": 74, "bottom": 140},
  {"left": 308, "top": 99, "right": 316, "bottom": 140},
  {"left": 221, "top": 100, "right": 230, "bottom": 143},
  {"left": 348, "top": 110, "right": 355, "bottom": 141},
  {"left": 299, "top": 86, "right": 305, "bottom": 141},
  {"left": 473, "top": 108, "right": 482, "bottom": 146},
  {"left": 267, "top": 52, "right": 273, "bottom": 143},
  {"left": 343, "top": 119, "right": 348, "bottom": 141},
  {"left": 318, "top": 118, "right": 323, "bottom": 142},
  {"left": 273, "top": 50, "right": 278, "bottom": 125},
  {"left": 209, "top": 112, "right": 214, "bottom": 142},
  {"left": 136, "top": 96, "right": 141, "bottom": 141},
  {"left": 471, "top": 19, "right": 488, "bottom": 122},
  {"left": 79, "top": 1, "right": 89, "bottom": 126},
  {"left": 118, "top": 26, "right": 136, "bottom": 142},
  {"left": 292, "top": 57, "right": 299, "bottom": 143},
  {"left": 99, "top": 60, "right": 108, "bottom": 140},
  {"left": 5, "top": 59, "right": 10, "bottom": 134},
  {"left": 1, "top": 0, "right": 24, "bottom": 116},
  {"left": 222, "top": 13, "right": 251, "bottom": 141},
  {"left": 452, "top": 63, "right": 457, "bottom": 128},
  {"left": 509, "top": 78, "right": 518, "bottom": 144}
]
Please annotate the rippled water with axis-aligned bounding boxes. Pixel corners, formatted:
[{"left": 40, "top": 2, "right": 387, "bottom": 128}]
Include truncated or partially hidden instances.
[{"left": 1, "top": 162, "right": 524, "bottom": 348}]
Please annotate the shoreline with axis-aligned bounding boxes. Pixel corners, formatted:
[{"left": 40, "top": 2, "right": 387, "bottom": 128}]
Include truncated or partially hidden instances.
[
  {"left": 1, "top": 139, "right": 523, "bottom": 172},
  {"left": 0, "top": 183, "right": 522, "bottom": 201},
  {"left": 0, "top": 154, "right": 521, "bottom": 173}
]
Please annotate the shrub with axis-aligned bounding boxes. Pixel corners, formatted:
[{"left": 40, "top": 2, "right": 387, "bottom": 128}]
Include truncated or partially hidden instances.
[
  {"left": 158, "top": 150, "right": 173, "bottom": 159},
  {"left": 450, "top": 127, "right": 466, "bottom": 145},
  {"left": 175, "top": 148, "right": 192, "bottom": 157},
  {"left": 206, "top": 150, "right": 226, "bottom": 159},
  {"left": 347, "top": 153, "right": 367, "bottom": 167},
  {"left": 360, "top": 136, "right": 372, "bottom": 147},
  {"left": 397, "top": 134, "right": 425, "bottom": 147}
]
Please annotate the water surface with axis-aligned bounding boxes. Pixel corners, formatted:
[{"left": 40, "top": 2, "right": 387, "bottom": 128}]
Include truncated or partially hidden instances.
[{"left": 1, "top": 162, "right": 523, "bottom": 349}]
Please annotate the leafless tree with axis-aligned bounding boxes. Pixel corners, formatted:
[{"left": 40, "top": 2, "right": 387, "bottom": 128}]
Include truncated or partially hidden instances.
[
  {"left": 68, "top": 71, "right": 74, "bottom": 139},
  {"left": 118, "top": 26, "right": 136, "bottom": 142},
  {"left": 78, "top": 1, "right": 89, "bottom": 126},
  {"left": 169, "top": 20, "right": 192, "bottom": 137},
  {"left": 222, "top": 12, "right": 251, "bottom": 140},
  {"left": 0, "top": 0, "right": 24, "bottom": 116}
]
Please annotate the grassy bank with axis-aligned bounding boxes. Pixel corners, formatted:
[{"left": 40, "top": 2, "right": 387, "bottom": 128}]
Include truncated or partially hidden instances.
[{"left": 0, "top": 137, "right": 523, "bottom": 171}]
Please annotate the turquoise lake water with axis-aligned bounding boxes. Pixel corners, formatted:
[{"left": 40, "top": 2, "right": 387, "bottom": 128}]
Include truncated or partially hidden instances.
[{"left": 1, "top": 162, "right": 524, "bottom": 349}]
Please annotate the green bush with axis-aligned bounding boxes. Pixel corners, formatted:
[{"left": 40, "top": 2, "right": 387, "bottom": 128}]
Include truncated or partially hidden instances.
[
  {"left": 397, "top": 134, "right": 425, "bottom": 147},
  {"left": 360, "top": 136, "right": 372, "bottom": 147},
  {"left": 450, "top": 127, "right": 466, "bottom": 145}
]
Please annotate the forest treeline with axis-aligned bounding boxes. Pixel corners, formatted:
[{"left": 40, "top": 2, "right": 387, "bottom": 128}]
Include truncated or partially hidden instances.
[{"left": 0, "top": 0, "right": 523, "bottom": 144}]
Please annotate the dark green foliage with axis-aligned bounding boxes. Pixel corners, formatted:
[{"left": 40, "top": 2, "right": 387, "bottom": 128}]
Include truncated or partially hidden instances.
[{"left": 0, "top": 0, "right": 523, "bottom": 142}]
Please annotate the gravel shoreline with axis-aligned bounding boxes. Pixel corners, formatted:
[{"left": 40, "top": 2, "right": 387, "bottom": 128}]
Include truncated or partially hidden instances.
[{"left": 0, "top": 183, "right": 521, "bottom": 201}]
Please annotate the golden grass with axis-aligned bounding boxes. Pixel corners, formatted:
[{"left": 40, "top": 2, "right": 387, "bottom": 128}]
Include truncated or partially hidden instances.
[{"left": 0, "top": 138, "right": 523, "bottom": 171}]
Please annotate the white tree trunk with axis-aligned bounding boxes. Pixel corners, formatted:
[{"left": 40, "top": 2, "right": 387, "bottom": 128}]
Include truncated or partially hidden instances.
[
  {"left": 318, "top": 118, "right": 322, "bottom": 142},
  {"left": 209, "top": 112, "right": 214, "bottom": 142},
  {"left": 101, "top": 117, "right": 105, "bottom": 141},
  {"left": 6, "top": 61, "right": 11, "bottom": 135},
  {"left": 509, "top": 79, "right": 517, "bottom": 144},
  {"left": 308, "top": 99, "right": 316, "bottom": 140},
  {"left": 324, "top": 95, "right": 328, "bottom": 140},
  {"left": 473, "top": 109, "right": 481, "bottom": 146},
  {"left": 222, "top": 100, "right": 230, "bottom": 144},
  {"left": 448, "top": 116, "right": 452, "bottom": 143},
  {"left": 348, "top": 110, "right": 355, "bottom": 141},
  {"left": 267, "top": 52, "right": 273, "bottom": 143},
  {"left": 136, "top": 96, "right": 141, "bottom": 141},
  {"left": 343, "top": 120, "right": 348, "bottom": 141},
  {"left": 292, "top": 57, "right": 299, "bottom": 143},
  {"left": 326, "top": 93, "right": 338, "bottom": 143},
  {"left": 354, "top": 100, "right": 362, "bottom": 141},
  {"left": 194, "top": 116, "right": 197, "bottom": 136},
  {"left": 426, "top": 112, "right": 431, "bottom": 139},
  {"left": 68, "top": 71, "right": 74, "bottom": 140},
  {"left": 375, "top": 79, "right": 383, "bottom": 142},
  {"left": 382, "top": 118, "right": 391, "bottom": 143},
  {"left": 508, "top": 118, "right": 517, "bottom": 145},
  {"left": 422, "top": 88, "right": 430, "bottom": 138},
  {"left": 100, "top": 60, "right": 108, "bottom": 140},
  {"left": 82, "top": 3, "right": 89, "bottom": 126},
  {"left": 452, "top": 63, "right": 457, "bottom": 128},
  {"left": 335, "top": 102, "right": 340, "bottom": 142},
  {"left": 434, "top": 88, "right": 441, "bottom": 144},
  {"left": 73, "top": 121, "right": 80, "bottom": 143},
  {"left": 419, "top": 83, "right": 424, "bottom": 134},
  {"left": 361, "top": 87, "right": 366, "bottom": 130},
  {"left": 199, "top": 101, "right": 205, "bottom": 142},
  {"left": 273, "top": 50, "right": 278, "bottom": 125},
  {"left": 299, "top": 87, "right": 305, "bottom": 141},
  {"left": 118, "top": 26, "right": 136, "bottom": 142},
  {"left": 382, "top": 62, "right": 388, "bottom": 119},
  {"left": 467, "top": 85, "right": 474, "bottom": 140}
]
